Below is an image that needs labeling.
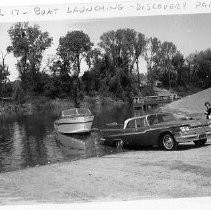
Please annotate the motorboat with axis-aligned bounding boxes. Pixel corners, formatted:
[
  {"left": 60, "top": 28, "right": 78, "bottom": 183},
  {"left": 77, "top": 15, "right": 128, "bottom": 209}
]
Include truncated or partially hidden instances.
[{"left": 54, "top": 108, "right": 94, "bottom": 134}]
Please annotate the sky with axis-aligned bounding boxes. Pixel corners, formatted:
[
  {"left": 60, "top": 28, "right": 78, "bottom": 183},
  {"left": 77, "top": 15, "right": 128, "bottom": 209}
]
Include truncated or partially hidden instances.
[{"left": 1, "top": 13, "right": 211, "bottom": 81}]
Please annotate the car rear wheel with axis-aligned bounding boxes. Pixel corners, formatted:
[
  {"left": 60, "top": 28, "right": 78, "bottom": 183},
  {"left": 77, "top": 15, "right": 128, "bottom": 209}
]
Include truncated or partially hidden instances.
[
  {"left": 160, "top": 134, "right": 178, "bottom": 151},
  {"left": 194, "top": 139, "right": 207, "bottom": 146}
]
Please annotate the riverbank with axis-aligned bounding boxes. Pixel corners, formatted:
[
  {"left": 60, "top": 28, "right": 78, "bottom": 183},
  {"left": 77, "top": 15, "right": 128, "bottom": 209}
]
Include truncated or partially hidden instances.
[
  {"left": 0, "top": 140, "right": 210, "bottom": 205},
  {"left": 0, "top": 96, "right": 124, "bottom": 116},
  {"left": 0, "top": 86, "right": 202, "bottom": 116}
]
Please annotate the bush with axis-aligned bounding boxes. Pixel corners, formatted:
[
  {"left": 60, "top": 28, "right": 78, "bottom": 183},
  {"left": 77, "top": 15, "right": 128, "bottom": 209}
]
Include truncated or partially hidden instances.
[{"left": 140, "top": 86, "right": 156, "bottom": 96}]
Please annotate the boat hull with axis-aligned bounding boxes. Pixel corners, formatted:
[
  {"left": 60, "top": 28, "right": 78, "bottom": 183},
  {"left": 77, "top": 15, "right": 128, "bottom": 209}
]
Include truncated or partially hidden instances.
[
  {"left": 55, "top": 132, "right": 86, "bottom": 150},
  {"left": 54, "top": 115, "right": 94, "bottom": 134}
]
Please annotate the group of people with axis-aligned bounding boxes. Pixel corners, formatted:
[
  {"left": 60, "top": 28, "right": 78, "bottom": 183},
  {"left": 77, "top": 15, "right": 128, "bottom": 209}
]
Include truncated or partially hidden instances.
[{"left": 205, "top": 101, "right": 211, "bottom": 119}]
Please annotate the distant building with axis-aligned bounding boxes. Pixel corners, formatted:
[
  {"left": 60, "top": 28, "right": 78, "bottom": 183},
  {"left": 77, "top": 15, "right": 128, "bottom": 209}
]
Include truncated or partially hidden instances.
[{"left": 154, "top": 80, "right": 162, "bottom": 87}]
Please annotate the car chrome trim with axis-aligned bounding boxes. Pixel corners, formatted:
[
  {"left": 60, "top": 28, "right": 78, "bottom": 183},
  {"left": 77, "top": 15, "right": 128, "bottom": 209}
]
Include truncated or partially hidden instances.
[{"left": 175, "top": 133, "right": 207, "bottom": 143}]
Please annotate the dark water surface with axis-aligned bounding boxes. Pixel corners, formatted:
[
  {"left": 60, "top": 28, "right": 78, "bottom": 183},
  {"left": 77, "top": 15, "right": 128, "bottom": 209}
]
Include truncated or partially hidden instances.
[{"left": 0, "top": 103, "right": 151, "bottom": 173}]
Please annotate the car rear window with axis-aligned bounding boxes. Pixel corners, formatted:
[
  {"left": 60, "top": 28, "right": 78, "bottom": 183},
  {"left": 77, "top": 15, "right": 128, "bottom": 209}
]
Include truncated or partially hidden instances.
[{"left": 147, "top": 115, "right": 158, "bottom": 125}]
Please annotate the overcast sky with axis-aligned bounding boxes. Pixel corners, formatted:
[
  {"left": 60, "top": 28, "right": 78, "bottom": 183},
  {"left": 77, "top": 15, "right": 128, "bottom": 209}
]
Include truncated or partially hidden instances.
[{"left": 1, "top": 13, "right": 211, "bottom": 81}]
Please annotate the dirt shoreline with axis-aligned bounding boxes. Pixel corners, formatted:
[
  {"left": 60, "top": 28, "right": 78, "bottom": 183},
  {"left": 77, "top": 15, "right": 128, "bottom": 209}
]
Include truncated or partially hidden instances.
[{"left": 0, "top": 139, "right": 210, "bottom": 205}]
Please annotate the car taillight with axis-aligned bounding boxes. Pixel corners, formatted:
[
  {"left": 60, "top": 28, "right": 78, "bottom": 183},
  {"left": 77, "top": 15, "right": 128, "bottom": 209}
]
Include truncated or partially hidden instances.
[{"left": 180, "top": 126, "right": 190, "bottom": 133}]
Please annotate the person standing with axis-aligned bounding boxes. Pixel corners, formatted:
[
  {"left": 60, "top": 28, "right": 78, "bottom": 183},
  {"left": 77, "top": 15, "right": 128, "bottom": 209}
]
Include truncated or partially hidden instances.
[{"left": 204, "top": 102, "right": 211, "bottom": 119}]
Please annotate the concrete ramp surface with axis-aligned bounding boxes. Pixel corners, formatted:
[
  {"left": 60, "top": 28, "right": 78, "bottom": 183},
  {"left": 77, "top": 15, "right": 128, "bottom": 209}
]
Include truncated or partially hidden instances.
[{"left": 162, "top": 88, "right": 211, "bottom": 114}]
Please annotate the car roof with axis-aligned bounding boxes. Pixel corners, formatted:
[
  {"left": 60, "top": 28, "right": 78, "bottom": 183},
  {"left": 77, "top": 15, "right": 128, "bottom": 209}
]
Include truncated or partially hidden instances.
[{"left": 126, "top": 112, "right": 173, "bottom": 121}]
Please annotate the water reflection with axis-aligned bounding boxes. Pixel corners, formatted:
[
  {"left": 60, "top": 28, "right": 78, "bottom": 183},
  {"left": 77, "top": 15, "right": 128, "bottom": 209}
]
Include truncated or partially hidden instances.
[
  {"left": 55, "top": 131, "right": 118, "bottom": 160},
  {"left": 20, "top": 114, "right": 49, "bottom": 167},
  {"left": 0, "top": 112, "right": 65, "bottom": 173}
]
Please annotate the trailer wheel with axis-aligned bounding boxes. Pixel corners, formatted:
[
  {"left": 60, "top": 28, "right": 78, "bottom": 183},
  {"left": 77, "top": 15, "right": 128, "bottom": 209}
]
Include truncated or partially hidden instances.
[{"left": 115, "top": 140, "right": 123, "bottom": 150}]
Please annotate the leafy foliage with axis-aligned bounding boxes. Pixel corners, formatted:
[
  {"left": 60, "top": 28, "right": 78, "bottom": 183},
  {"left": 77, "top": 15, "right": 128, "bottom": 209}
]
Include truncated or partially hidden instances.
[
  {"left": 8, "top": 22, "right": 52, "bottom": 92},
  {"left": 5, "top": 24, "right": 211, "bottom": 105},
  {"left": 56, "top": 31, "right": 93, "bottom": 106},
  {"left": 187, "top": 49, "right": 211, "bottom": 88},
  {"left": 57, "top": 30, "right": 93, "bottom": 76},
  {"left": 0, "top": 52, "right": 10, "bottom": 97}
]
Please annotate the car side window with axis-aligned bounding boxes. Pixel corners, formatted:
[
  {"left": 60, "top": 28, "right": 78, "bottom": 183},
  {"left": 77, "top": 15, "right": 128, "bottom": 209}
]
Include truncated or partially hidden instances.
[
  {"left": 158, "top": 114, "right": 175, "bottom": 122},
  {"left": 147, "top": 115, "right": 158, "bottom": 125},
  {"left": 157, "top": 114, "right": 164, "bottom": 123},
  {"left": 126, "top": 120, "right": 135, "bottom": 129},
  {"left": 136, "top": 118, "right": 145, "bottom": 128}
]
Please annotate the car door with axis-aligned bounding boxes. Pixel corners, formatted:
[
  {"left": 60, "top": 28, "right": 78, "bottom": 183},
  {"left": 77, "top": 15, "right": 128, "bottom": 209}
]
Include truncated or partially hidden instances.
[
  {"left": 122, "top": 117, "right": 149, "bottom": 146},
  {"left": 132, "top": 117, "right": 149, "bottom": 146},
  {"left": 121, "top": 119, "right": 136, "bottom": 145},
  {"left": 144, "top": 114, "right": 161, "bottom": 145}
]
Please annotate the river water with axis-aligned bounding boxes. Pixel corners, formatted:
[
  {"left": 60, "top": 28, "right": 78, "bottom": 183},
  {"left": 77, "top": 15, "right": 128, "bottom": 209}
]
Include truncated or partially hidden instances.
[{"left": 0, "top": 103, "right": 153, "bottom": 173}]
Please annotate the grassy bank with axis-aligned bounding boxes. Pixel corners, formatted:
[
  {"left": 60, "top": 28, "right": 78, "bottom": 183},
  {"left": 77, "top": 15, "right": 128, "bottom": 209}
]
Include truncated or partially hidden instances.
[
  {"left": 0, "top": 85, "right": 205, "bottom": 116},
  {"left": 0, "top": 95, "right": 124, "bottom": 116}
]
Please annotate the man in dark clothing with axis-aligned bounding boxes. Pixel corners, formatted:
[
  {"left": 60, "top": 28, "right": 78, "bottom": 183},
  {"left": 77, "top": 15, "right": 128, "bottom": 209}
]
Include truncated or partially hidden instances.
[{"left": 205, "top": 102, "right": 211, "bottom": 119}]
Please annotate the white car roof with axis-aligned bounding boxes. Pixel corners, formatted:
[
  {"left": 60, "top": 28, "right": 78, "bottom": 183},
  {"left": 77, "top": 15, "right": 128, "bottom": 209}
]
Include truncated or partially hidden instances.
[{"left": 123, "top": 113, "right": 174, "bottom": 128}]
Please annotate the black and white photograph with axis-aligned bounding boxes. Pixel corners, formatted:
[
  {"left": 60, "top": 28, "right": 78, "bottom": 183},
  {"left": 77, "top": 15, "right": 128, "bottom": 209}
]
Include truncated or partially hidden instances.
[{"left": 0, "top": 0, "right": 210, "bottom": 208}]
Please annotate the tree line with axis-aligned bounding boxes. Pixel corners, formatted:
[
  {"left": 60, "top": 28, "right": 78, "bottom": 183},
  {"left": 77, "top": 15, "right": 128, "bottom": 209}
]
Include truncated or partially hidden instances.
[{"left": 0, "top": 22, "right": 211, "bottom": 105}]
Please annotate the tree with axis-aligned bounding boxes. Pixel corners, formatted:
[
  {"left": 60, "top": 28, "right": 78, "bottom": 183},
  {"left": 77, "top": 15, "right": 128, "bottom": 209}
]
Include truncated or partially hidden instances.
[
  {"left": 156, "top": 41, "right": 178, "bottom": 88},
  {"left": 12, "top": 80, "right": 25, "bottom": 104},
  {"left": 57, "top": 30, "right": 93, "bottom": 76},
  {"left": 0, "top": 51, "right": 10, "bottom": 97},
  {"left": 86, "top": 48, "right": 102, "bottom": 70},
  {"left": 172, "top": 52, "right": 185, "bottom": 86},
  {"left": 188, "top": 49, "right": 211, "bottom": 88},
  {"left": 132, "top": 32, "right": 147, "bottom": 88},
  {"left": 57, "top": 30, "right": 93, "bottom": 106},
  {"left": 7, "top": 22, "right": 53, "bottom": 93},
  {"left": 98, "top": 30, "right": 118, "bottom": 67},
  {"left": 145, "top": 37, "right": 161, "bottom": 86},
  {"left": 98, "top": 28, "right": 137, "bottom": 70},
  {"left": 98, "top": 28, "right": 146, "bottom": 99},
  {"left": 185, "top": 52, "right": 199, "bottom": 85}
]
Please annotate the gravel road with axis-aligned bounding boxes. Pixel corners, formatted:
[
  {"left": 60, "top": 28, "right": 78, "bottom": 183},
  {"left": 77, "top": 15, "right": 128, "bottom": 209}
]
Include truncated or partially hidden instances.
[{"left": 0, "top": 139, "right": 210, "bottom": 205}]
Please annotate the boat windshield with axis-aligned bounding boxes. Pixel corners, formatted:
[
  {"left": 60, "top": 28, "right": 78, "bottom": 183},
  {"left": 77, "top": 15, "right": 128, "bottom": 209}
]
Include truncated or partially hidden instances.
[
  {"left": 62, "top": 109, "right": 78, "bottom": 117},
  {"left": 62, "top": 108, "right": 91, "bottom": 117},
  {"left": 77, "top": 108, "right": 92, "bottom": 115}
]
